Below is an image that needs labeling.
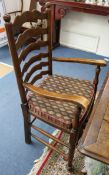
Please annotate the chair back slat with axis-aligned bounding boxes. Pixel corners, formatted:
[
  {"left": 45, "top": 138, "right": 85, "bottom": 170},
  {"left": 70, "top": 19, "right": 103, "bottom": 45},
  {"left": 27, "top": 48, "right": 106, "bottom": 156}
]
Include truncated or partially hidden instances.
[
  {"left": 12, "top": 10, "right": 48, "bottom": 35},
  {"left": 24, "top": 62, "right": 49, "bottom": 82},
  {"left": 30, "top": 70, "right": 49, "bottom": 85},
  {"left": 18, "top": 41, "right": 48, "bottom": 63},
  {"left": 16, "top": 28, "right": 48, "bottom": 50},
  {"left": 21, "top": 53, "right": 49, "bottom": 76},
  {"left": 4, "top": 10, "right": 52, "bottom": 103}
]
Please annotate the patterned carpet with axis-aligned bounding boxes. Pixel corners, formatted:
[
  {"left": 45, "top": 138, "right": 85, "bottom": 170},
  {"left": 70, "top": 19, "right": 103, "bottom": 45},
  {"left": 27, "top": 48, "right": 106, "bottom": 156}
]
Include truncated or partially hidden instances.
[
  {"left": 28, "top": 131, "right": 84, "bottom": 175},
  {"left": 0, "top": 62, "right": 13, "bottom": 78}
]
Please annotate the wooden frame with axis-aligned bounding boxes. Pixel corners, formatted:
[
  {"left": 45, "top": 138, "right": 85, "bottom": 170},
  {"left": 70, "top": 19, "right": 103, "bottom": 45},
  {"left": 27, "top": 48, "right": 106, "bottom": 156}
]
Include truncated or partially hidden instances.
[{"left": 78, "top": 71, "right": 109, "bottom": 165}]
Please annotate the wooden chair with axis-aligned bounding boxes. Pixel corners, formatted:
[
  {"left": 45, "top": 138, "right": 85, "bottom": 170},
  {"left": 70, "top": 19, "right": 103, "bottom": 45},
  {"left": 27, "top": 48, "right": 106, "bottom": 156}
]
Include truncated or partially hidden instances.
[{"left": 4, "top": 10, "right": 107, "bottom": 171}]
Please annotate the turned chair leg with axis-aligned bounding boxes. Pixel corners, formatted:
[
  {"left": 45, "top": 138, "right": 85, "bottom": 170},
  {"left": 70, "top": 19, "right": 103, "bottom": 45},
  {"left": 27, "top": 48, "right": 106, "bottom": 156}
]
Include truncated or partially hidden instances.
[
  {"left": 67, "top": 130, "right": 77, "bottom": 172},
  {"left": 21, "top": 103, "right": 31, "bottom": 144}
]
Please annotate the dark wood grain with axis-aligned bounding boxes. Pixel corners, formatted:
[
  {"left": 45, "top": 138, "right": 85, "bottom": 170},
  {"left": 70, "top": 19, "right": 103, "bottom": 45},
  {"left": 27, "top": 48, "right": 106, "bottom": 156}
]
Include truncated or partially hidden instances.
[
  {"left": 24, "top": 62, "right": 49, "bottom": 82},
  {"left": 53, "top": 57, "right": 106, "bottom": 66},
  {"left": 16, "top": 28, "right": 48, "bottom": 49},
  {"left": 18, "top": 41, "right": 48, "bottom": 63},
  {"left": 30, "top": 70, "right": 49, "bottom": 84},
  {"left": 12, "top": 10, "right": 48, "bottom": 35},
  {"left": 78, "top": 71, "right": 109, "bottom": 165},
  {"left": 45, "top": 1, "right": 109, "bottom": 16},
  {"left": 21, "top": 53, "right": 49, "bottom": 76}
]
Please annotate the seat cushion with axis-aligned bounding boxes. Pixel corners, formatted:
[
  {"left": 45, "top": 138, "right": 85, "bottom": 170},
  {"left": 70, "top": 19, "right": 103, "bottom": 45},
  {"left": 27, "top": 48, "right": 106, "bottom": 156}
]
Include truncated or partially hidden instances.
[{"left": 28, "top": 75, "right": 94, "bottom": 129}]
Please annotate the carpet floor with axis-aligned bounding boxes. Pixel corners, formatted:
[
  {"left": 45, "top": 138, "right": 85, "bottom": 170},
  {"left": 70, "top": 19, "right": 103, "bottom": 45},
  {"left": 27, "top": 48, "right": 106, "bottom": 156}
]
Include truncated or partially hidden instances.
[{"left": 0, "top": 45, "right": 109, "bottom": 175}]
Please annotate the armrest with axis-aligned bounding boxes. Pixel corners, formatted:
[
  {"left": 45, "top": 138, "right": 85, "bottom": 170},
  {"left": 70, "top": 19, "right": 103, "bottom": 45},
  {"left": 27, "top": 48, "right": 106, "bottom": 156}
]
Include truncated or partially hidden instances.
[
  {"left": 53, "top": 57, "right": 107, "bottom": 67},
  {"left": 23, "top": 83, "right": 89, "bottom": 110}
]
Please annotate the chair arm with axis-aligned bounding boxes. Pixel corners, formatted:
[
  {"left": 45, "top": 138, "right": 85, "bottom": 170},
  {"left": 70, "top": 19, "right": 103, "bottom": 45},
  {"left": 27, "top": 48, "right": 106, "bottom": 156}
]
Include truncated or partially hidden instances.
[
  {"left": 52, "top": 57, "right": 107, "bottom": 67},
  {"left": 23, "top": 83, "right": 89, "bottom": 110}
]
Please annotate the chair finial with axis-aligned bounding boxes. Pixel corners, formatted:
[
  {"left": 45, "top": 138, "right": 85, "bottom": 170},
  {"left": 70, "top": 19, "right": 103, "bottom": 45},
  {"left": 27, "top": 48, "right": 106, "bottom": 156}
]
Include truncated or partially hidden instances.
[{"left": 3, "top": 14, "right": 11, "bottom": 23}]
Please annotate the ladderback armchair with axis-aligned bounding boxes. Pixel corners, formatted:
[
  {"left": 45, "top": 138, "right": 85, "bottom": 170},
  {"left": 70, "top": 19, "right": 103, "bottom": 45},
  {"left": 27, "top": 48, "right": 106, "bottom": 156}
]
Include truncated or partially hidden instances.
[{"left": 4, "top": 10, "right": 107, "bottom": 171}]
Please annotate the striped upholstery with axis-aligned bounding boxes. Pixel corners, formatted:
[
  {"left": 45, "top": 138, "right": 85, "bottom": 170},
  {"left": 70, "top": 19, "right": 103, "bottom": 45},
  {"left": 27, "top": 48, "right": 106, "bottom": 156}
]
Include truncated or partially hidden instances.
[{"left": 28, "top": 75, "right": 94, "bottom": 129}]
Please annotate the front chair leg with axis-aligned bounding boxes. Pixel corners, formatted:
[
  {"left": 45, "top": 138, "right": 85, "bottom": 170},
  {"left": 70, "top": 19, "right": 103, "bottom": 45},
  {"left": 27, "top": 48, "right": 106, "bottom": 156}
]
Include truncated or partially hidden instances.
[
  {"left": 21, "top": 103, "right": 31, "bottom": 144},
  {"left": 67, "top": 129, "right": 77, "bottom": 172},
  {"left": 68, "top": 107, "right": 80, "bottom": 172}
]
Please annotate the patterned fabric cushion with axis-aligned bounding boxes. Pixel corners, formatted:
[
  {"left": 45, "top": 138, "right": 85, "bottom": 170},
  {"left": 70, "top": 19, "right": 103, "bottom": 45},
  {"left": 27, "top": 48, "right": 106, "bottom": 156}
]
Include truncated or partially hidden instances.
[{"left": 28, "top": 75, "right": 94, "bottom": 129}]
